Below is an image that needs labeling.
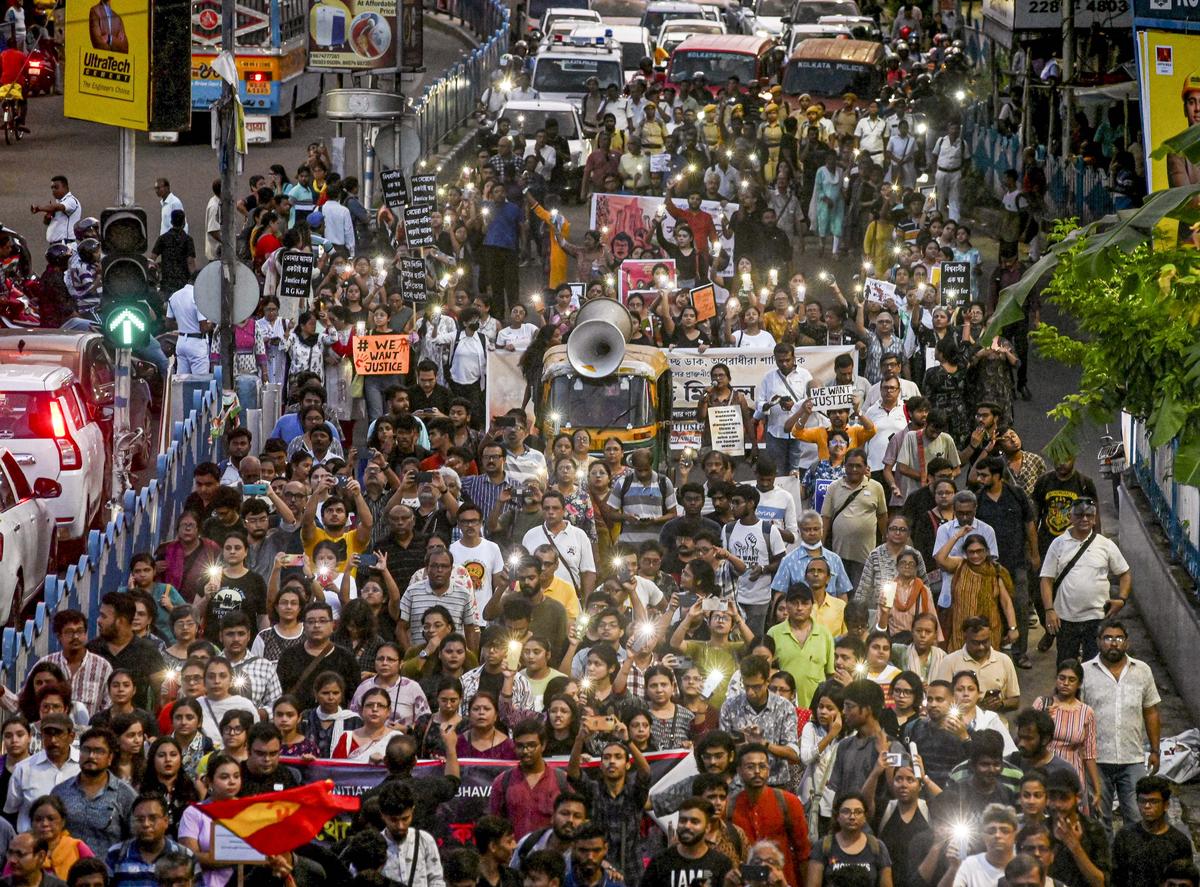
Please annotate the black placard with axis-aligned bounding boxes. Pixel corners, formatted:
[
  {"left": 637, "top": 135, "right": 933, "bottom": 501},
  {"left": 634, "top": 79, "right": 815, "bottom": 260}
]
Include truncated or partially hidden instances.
[
  {"left": 279, "top": 251, "right": 315, "bottom": 300},
  {"left": 410, "top": 174, "right": 437, "bottom": 207},
  {"left": 399, "top": 256, "right": 427, "bottom": 304},
  {"left": 404, "top": 206, "right": 434, "bottom": 248},
  {"left": 380, "top": 169, "right": 408, "bottom": 210},
  {"left": 939, "top": 262, "right": 971, "bottom": 303}
]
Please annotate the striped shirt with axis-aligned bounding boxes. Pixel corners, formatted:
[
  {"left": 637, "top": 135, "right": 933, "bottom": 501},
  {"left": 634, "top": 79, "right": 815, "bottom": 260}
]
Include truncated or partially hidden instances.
[
  {"left": 607, "top": 470, "right": 677, "bottom": 545},
  {"left": 399, "top": 578, "right": 480, "bottom": 645},
  {"left": 228, "top": 653, "right": 282, "bottom": 712},
  {"left": 36, "top": 651, "right": 111, "bottom": 716},
  {"left": 461, "top": 473, "right": 515, "bottom": 524}
]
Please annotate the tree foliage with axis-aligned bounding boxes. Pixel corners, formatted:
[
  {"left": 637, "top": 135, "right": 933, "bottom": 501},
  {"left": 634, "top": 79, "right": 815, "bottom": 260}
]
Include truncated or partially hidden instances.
[{"left": 1027, "top": 223, "right": 1200, "bottom": 482}]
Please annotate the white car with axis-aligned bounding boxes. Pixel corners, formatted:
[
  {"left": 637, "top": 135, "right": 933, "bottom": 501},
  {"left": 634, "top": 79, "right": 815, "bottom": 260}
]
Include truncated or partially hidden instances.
[
  {"left": 569, "top": 24, "right": 653, "bottom": 80},
  {"left": 496, "top": 99, "right": 588, "bottom": 187},
  {"left": 537, "top": 6, "right": 601, "bottom": 36},
  {"left": 0, "top": 449, "right": 57, "bottom": 625},
  {"left": 734, "top": 0, "right": 792, "bottom": 39},
  {"left": 641, "top": 1, "right": 707, "bottom": 37},
  {"left": 0, "top": 365, "right": 105, "bottom": 545},
  {"left": 656, "top": 18, "right": 726, "bottom": 58},
  {"left": 532, "top": 35, "right": 625, "bottom": 104}
]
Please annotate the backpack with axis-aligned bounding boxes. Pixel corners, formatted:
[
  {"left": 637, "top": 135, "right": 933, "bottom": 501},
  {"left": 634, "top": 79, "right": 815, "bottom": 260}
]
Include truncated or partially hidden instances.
[
  {"left": 821, "top": 831, "right": 883, "bottom": 860},
  {"left": 495, "top": 766, "right": 569, "bottom": 822},
  {"left": 515, "top": 827, "right": 552, "bottom": 866},
  {"left": 617, "top": 472, "right": 671, "bottom": 507}
]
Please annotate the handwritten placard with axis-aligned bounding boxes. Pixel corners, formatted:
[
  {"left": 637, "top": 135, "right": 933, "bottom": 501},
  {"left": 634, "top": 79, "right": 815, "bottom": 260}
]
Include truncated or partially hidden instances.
[
  {"left": 404, "top": 206, "right": 434, "bottom": 248},
  {"left": 708, "top": 405, "right": 744, "bottom": 455},
  {"left": 410, "top": 173, "right": 437, "bottom": 207},
  {"left": 399, "top": 256, "right": 427, "bottom": 303},
  {"left": 940, "top": 262, "right": 971, "bottom": 302},
  {"left": 278, "top": 251, "right": 314, "bottom": 300},
  {"left": 689, "top": 283, "right": 717, "bottom": 323},
  {"left": 380, "top": 169, "right": 408, "bottom": 210},
  {"left": 353, "top": 334, "right": 412, "bottom": 375},
  {"left": 808, "top": 385, "right": 857, "bottom": 411}
]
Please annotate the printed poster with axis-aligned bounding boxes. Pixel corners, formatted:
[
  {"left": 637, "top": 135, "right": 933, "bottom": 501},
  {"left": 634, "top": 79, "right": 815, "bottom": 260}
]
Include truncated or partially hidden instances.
[
  {"left": 307, "top": 0, "right": 398, "bottom": 71},
  {"left": 64, "top": 0, "right": 151, "bottom": 129},
  {"left": 590, "top": 193, "right": 737, "bottom": 274},
  {"left": 618, "top": 258, "right": 676, "bottom": 301}
]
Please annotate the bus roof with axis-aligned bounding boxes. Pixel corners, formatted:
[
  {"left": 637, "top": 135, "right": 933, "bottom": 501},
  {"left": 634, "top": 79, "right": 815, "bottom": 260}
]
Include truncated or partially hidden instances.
[
  {"left": 673, "top": 34, "right": 775, "bottom": 55},
  {"left": 788, "top": 37, "right": 883, "bottom": 64}
]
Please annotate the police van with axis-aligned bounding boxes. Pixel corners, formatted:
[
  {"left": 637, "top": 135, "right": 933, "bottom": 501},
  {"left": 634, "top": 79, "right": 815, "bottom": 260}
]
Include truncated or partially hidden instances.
[{"left": 531, "top": 31, "right": 625, "bottom": 104}]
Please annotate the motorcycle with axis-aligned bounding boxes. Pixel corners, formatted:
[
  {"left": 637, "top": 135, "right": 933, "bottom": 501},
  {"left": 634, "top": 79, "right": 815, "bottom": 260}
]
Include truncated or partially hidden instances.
[
  {"left": 24, "top": 26, "right": 56, "bottom": 97},
  {"left": 0, "top": 278, "right": 41, "bottom": 328}
]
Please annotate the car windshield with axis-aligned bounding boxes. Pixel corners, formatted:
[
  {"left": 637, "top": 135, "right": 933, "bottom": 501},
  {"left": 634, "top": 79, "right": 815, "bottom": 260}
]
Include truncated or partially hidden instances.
[
  {"left": 670, "top": 49, "right": 758, "bottom": 84},
  {"left": 502, "top": 108, "right": 580, "bottom": 139},
  {"left": 548, "top": 375, "right": 651, "bottom": 429},
  {"left": 533, "top": 57, "right": 623, "bottom": 92},
  {"left": 756, "top": 0, "right": 791, "bottom": 14},
  {"left": 0, "top": 391, "right": 57, "bottom": 439},
  {"left": 790, "top": 0, "right": 859, "bottom": 22},
  {"left": 642, "top": 10, "right": 701, "bottom": 35},
  {"left": 783, "top": 59, "right": 879, "bottom": 96},
  {"left": 619, "top": 40, "right": 645, "bottom": 70}
]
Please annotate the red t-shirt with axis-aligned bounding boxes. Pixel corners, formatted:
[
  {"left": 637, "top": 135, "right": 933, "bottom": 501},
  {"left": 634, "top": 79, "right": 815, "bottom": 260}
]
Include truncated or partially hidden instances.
[{"left": 0, "top": 49, "right": 27, "bottom": 85}]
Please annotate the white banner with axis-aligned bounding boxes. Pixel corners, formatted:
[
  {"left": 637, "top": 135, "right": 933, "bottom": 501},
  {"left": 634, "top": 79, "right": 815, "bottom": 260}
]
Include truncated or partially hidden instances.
[
  {"left": 485, "top": 350, "right": 534, "bottom": 429},
  {"left": 668, "top": 345, "right": 855, "bottom": 450}
]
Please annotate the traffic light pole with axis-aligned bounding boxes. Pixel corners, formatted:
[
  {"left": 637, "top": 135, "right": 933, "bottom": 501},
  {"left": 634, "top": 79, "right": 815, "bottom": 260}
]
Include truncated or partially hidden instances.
[
  {"left": 111, "top": 127, "right": 136, "bottom": 513},
  {"left": 218, "top": 0, "right": 236, "bottom": 387}
]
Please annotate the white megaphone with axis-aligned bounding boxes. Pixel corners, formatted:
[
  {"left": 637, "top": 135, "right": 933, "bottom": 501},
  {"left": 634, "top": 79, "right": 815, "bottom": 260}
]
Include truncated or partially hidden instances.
[{"left": 566, "top": 299, "right": 635, "bottom": 379}]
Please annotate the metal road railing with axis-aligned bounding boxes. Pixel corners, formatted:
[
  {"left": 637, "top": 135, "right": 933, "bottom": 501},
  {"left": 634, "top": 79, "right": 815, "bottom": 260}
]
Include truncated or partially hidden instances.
[{"left": 1129, "top": 418, "right": 1200, "bottom": 589}]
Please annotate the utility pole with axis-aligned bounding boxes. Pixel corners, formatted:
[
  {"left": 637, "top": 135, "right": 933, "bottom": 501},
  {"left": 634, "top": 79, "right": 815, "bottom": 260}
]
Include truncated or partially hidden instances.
[
  {"left": 111, "top": 127, "right": 136, "bottom": 513},
  {"left": 218, "top": 0, "right": 237, "bottom": 386}
]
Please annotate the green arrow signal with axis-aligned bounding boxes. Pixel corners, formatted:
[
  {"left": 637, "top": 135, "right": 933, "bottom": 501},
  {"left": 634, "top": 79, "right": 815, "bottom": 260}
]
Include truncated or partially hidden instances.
[{"left": 106, "top": 307, "right": 148, "bottom": 347}]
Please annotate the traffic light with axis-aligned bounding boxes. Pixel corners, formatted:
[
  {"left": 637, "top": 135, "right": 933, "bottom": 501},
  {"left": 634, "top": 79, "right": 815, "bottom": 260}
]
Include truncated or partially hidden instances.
[
  {"left": 102, "top": 303, "right": 151, "bottom": 350},
  {"left": 100, "top": 207, "right": 150, "bottom": 302}
]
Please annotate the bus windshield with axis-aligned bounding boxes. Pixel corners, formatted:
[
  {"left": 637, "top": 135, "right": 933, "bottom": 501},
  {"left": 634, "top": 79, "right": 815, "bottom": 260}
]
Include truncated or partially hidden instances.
[
  {"left": 534, "top": 57, "right": 624, "bottom": 92},
  {"left": 670, "top": 49, "right": 758, "bottom": 84},
  {"left": 549, "top": 376, "right": 652, "bottom": 429},
  {"left": 783, "top": 59, "right": 879, "bottom": 97}
]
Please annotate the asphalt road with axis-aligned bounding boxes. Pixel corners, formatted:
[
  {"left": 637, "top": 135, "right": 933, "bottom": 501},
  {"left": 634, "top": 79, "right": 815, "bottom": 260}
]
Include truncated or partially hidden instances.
[{"left": 0, "top": 25, "right": 473, "bottom": 249}]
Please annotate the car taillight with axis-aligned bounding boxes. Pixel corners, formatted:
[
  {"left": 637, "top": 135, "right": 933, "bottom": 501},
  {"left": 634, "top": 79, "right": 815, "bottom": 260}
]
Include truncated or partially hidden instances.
[{"left": 49, "top": 400, "right": 81, "bottom": 470}]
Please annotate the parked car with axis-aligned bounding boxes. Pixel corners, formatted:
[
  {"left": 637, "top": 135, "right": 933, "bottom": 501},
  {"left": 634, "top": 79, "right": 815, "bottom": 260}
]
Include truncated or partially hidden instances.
[
  {"left": 0, "top": 449, "right": 58, "bottom": 625},
  {"left": 0, "top": 330, "right": 154, "bottom": 468},
  {"left": 0, "top": 364, "right": 106, "bottom": 545}
]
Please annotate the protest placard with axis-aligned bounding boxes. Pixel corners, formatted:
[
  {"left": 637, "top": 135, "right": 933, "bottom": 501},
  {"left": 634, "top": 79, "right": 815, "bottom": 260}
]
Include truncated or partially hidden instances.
[
  {"left": 808, "top": 385, "right": 857, "bottom": 411},
  {"left": 650, "top": 153, "right": 671, "bottom": 173},
  {"left": 380, "top": 169, "right": 408, "bottom": 210},
  {"left": 278, "top": 251, "right": 314, "bottom": 301},
  {"left": 708, "top": 405, "right": 744, "bottom": 456},
  {"left": 940, "top": 262, "right": 972, "bottom": 302},
  {"left": 404, "top": 206, "right": 434, "bottom": 248},
  {"left": 410, "top": 173, "right": 437, "bottom": 207},
  {"left": 619, "top": 259, "right": 675, "bottom": 301},
  {"left": 399, "top": 257, "right": 427, "bottom": 303},
  {"left": 689, "top": 283, "right": 717, "bottom": 322},
  {"left": 353, "top": 334, "right": 411, "bottom": 375},
  {"left": 863, "top": 277, "right": 898, "bottom": 304}
]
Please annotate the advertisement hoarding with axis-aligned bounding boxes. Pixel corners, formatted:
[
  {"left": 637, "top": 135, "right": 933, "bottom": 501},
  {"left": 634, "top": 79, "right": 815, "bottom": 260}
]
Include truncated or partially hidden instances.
[{"left": 64, "top": 0, "right": 151, "bottom": 129}]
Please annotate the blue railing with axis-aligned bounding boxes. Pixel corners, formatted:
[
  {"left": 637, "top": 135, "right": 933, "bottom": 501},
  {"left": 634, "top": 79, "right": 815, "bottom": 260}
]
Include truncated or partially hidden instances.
[
  {"left": 1129, "top": 419, "right": 1200, "bottom": 589},
  {"left": 0, "top": 380, "right": 221, "bottom": 691},
  {"left": 414, "top": 0, "right": 509, "bottom": 160}
]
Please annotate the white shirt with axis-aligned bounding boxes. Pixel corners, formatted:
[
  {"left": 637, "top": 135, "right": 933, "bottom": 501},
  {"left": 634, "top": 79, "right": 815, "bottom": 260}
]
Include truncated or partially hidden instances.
[
  {"left": 755, "top": 487, "right": 798, "bottom": 545},
  {"left": 167, "top": 284, "right": 207, "bottom": 334},
  {"left": 854, "top": 116, "right": 888, "bottom": 156},
  {"left": 496, "top": 322, "right": 539, "bottom": 352},
  {"left": 1039, "top": 531, "right": 1129, "bottom": 622},
  {"left": 522, "top": 522, "right": 596, "bottom": 591},
  {"left": 723, "top": 519, "right": 785, "bottom": 606},
  {"left": 46, "top": 192, "right": 82, "bottom": 243},
  {"left": 953, "top": 853, "right": 1007, "bottom": 887},
  {"left": 449, "top": 538, "right": 506, "bottom": 617},
  {"left": 381, "top": 827, "right": 444, "bottom": 887},
  {"left": 4, "top": 750, "right": 80, "bottom": 832},
  {"left": 1082, "top": 654, "right": 1160, "bottom": 764},
  {"left": 705, "top": 163, "right": 741, "bottom": 200},
  {"left": 321, "top": 199, "right": 356, "bottom": 254},
  {"left": 198, "top": 695, "right": 261, "bottom": 745},
  {"left": 864, "top": 378, "right": 921, "bottom": 410},
  {"left": 934, "top": 135, "right": 968, "bottom": 172},
  {"left": 205, "top": 194, "right": 222, "bottom": 261},
  {"left": 932, "top": 519, "right": 998, "bottom": 606},
  {"left": 754, "top": 366, "right": 813, "bottom": 438},
  {"left": 449, "top": 330, "right": 487, "bottom": 385},
  {"left": 863, "top": 402, "right": 909, "bottom": 471},
  {"left": 632, "top": 575, "right": 666, "bottom": 610},
  {"left": 160, "top": 192, "right": 187, "bottom": 234},
  {"left": 732, "top": 329, "right": 776, "bottom": 349}
]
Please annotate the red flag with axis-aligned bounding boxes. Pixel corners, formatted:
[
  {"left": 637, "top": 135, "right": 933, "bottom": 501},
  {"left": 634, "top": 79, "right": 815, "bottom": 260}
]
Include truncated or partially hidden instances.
[{"left": 200, "top": 780, "right": 360, "bottom": 855}]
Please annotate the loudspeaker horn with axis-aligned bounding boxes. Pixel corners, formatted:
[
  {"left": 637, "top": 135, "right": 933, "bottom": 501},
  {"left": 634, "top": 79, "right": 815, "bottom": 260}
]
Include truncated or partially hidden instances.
[{"left": 566, "top": 299, "right": 635, "bottom": 379}]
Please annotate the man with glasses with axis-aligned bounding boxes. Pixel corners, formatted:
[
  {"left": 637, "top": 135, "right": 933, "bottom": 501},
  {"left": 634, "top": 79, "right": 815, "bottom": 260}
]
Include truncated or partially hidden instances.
[
  {"left": 1040, "top": 499, "right": 1131, "bottom": 665},
  {"left": 4, "top": 834, "right": 63, "bottom": 887},
  {"left": 240, "top": 722, "right": 300, "bottom": 795},
  {"left": 1005, "top": 853, "right": 1054, "bottom": 887},
  {"left": 932, "top": 491, "right": 998, "bottom": 609},
  {"left": 1111, "top": 776, "right": 1194, "bottom": 887},
  {"left": 1083, "top": 621, "right": 1161, "bottom": 834},
  {"left": 450, "top": 504, "right": 507, "bottom": 618},
  {"left": 37, "top": 610, "right": 111, "bottom": 717},
  {"left": 219, "top": 613, "right": 281, "bottom": 719},
  {"left": 277, "top": 602, "right": 361, "bottom": 710},
  {"left": 487, "top": 719, "right": 566, "bottom": 840},
  {"left": 51, "top": 727, "right": 135, "bottom": 856},
  {"left": 104, "top": 793, "right": 193, "bottom": 887},
  {"left": 483, "top": 556, "right": 569, "bottom": 662},
  {"left": 397, "top": 549, "right": 480, "bottom": 655},
  {"left": 1014, "top": 823, "right": 1060, "bottom": 886},
  {"left": 932, "top": 617, "right": 1021, "bottom": 717},
  {"left": 462, "top": 442, "right": 514, "bottom": 524},
  {"left": 522, "top": 492, "right": 596, "bottom": 600},
  {"left": 940, "top": 803, "right": 1018, "bottom": 887},
  {"left": 5, "top": 715, "right": 78, "bottom": 832},
  {"left": 772, "top": 511, "right": 854, "bottom": 600},
  {"left": 864, "top": 376, "right": 910, "bottom": 483}
]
